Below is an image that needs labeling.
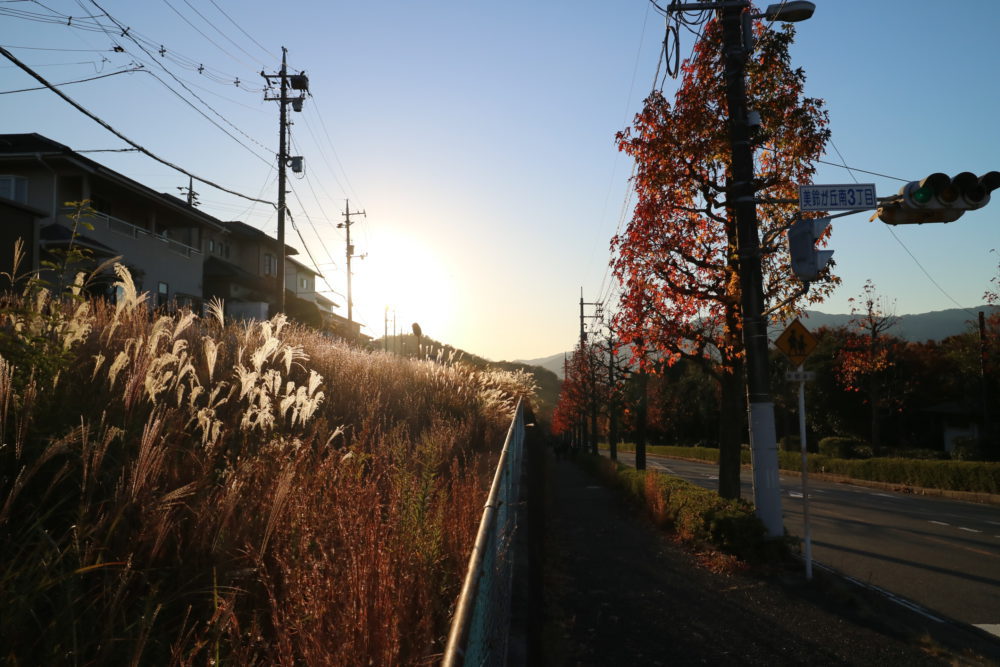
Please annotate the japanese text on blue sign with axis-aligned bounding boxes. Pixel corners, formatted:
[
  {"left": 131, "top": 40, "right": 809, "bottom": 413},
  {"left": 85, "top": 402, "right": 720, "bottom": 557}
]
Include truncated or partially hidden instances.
[{"left": 799, "top": 184, "right": 877, "bottom": 211}]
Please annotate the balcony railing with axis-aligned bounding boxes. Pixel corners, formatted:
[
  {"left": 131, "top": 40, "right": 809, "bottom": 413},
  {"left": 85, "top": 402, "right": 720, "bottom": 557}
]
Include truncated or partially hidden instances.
[{"left": 62, "top": 208, "right": 202, "bottom": 259}]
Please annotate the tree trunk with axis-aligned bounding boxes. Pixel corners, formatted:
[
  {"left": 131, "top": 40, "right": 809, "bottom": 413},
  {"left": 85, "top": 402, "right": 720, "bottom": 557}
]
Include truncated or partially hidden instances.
[
  {"left": 635, "top": 369, "right": 648, "bottom": 471},
  {"left": 718, "top": 361, "right": 744, "bottom": 499}
]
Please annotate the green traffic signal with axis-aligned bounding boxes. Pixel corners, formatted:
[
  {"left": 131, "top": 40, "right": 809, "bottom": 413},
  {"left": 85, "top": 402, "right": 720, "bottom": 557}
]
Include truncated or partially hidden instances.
[{"left": 911, "top": 186, "right": 934, "bottom": 204}]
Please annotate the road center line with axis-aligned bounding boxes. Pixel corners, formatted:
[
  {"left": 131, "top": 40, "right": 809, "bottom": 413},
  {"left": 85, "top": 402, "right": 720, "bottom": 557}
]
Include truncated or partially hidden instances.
[
  {"left": 959, "top": 527, "right": 982, "bottom": 533},
  {"left": 929, "top": 520, "right": 949, "bottom": 526}
]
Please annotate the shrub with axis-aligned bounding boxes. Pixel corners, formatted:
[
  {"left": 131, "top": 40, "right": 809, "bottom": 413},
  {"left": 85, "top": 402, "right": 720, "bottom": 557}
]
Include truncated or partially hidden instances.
[
  {"left": 951, "top": 437, "right": 986, "bottom": 461},
  {"left": 585, "top": 455, "right": 776, "bottom": 562},
  {"left": 779, "top": 435, "right": 800, "bottom": 452},
  {"left": 818, "top": 436, "right": 871, "bottom": 459}
]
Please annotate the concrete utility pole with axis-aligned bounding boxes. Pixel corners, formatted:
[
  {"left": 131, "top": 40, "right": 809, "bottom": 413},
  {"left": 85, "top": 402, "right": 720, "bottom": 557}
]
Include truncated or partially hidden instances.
[
  {"left": 578, "top": 288, "right": 602, "bottom": 454},
  {"left": 262, "top": 48, "right": 308, "bottom": 314},
  {"left": 607, "top": 334, "right": 619, "bottom": 462},
  {"left": 337, "top": 199, "right": 366, "bottom": 330},
  {"left": 979, "top": 311, "right": 992, "bottom": 455},
  {"left": 718, "top": 3, "right": 783, "bottom": 537}
]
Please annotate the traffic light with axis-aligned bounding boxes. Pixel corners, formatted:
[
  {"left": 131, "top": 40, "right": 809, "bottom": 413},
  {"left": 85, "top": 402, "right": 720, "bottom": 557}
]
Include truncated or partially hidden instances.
[
  {"left": 788, "top": 216, "right": 833, "bottom": 282},
  {"left": 877, "top": 171, "right": 1000, "bottom": 225}
]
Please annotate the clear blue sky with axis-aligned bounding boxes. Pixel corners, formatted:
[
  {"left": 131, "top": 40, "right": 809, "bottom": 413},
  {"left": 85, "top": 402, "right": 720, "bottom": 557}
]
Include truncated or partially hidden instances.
[{"left": 2, "top": 1, "right": 998, "bottom": 362}]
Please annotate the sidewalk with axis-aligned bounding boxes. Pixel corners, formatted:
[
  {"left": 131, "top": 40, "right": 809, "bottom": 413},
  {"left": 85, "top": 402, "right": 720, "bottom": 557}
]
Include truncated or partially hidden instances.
[{"left": 538, "top": 452, "right": 958, "bottom": 666}]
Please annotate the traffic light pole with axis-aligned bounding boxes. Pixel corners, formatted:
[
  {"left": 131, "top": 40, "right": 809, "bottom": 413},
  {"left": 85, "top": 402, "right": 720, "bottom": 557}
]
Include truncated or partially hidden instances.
[{"left": 718, "top": 4, "right": 783, "bottom": 537}]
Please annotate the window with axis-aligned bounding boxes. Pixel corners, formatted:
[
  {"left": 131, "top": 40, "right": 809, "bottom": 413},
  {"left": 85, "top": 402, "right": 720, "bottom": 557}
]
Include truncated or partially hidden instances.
[
  {"left": 300, "top": 277, "right": 309, "bottom": 291},
  {"left": 263, "top": 253, "right": 276, "bottom": 276},
  {"left": 208, "top": 239, "right": 216, "bottom": 253},
  {"left": 157, "top": 281, "right": 169, "bottom": 307},
  {"left": 0, "top": 175, "right": 28, "bottom": 204}
]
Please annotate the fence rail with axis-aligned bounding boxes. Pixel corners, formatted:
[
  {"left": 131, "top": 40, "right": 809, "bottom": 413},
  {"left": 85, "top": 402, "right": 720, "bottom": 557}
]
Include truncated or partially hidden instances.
[{"left": 443, "top": 398, "right": 525, "bottom": 666}]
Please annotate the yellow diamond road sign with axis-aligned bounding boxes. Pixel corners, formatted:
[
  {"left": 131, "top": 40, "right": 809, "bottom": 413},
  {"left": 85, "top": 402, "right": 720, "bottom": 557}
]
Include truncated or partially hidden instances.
[{"left": 774, "top": 319, "right": 817, "bottom": 367}]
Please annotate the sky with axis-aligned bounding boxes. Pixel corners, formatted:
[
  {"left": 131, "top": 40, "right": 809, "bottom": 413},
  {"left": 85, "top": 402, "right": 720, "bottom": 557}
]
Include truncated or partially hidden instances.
[{"left": 2, "top": 1, "right": 999, "bottom": 363}]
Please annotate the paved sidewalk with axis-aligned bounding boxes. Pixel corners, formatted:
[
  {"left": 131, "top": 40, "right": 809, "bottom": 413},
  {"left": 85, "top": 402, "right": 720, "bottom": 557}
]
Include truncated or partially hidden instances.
[{"left": 539, "top": 453, "right": 954, "bottom": 666}]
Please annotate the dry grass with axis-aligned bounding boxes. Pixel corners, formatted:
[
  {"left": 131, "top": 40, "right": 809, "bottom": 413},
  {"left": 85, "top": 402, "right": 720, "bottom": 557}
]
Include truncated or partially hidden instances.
[{"left": 0, "top": 264, "right": 535, "bottom": 664}]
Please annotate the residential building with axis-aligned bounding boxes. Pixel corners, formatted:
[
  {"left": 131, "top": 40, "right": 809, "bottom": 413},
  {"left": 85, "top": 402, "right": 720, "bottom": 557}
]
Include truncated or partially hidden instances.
[{"left": 0, "top": 133, "right": 225, "bottom": 307}]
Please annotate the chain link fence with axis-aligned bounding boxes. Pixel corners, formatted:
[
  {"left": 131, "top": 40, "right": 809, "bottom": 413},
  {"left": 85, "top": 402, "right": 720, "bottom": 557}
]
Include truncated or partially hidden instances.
[{"left": 442, "top": 399, "right": 525, "bottom": 666}]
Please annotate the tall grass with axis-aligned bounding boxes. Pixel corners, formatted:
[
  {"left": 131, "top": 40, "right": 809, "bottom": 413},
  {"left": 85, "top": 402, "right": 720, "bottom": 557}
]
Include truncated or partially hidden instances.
[{"left": 0, "top": 264, "right": 534, "bottom": 664}]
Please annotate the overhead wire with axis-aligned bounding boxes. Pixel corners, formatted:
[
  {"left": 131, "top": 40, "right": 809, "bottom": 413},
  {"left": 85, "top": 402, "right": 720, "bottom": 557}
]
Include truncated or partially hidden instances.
[
  {"left": 11, "top": 0, "right": 266, "bottom": 91},
  {"left": 87, "top": 0, "right": 276, "bottom": 161},
  {"left": 205, "top": 0, "right": 275, "bottom": 61},
  {"left": 0, "top": 64, "right": 140, "bottom": 92},
  {"left": 824, "top": 138, "right": 975, "bottom": 315},
  {"left": 0, "top": 44, "right": 275, "bottom": 206}
]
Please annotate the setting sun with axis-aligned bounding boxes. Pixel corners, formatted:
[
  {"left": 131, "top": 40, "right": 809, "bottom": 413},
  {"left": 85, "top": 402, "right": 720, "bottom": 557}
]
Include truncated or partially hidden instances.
[{"left": 350, "top": 226, "right": 457, "bottom": 343}]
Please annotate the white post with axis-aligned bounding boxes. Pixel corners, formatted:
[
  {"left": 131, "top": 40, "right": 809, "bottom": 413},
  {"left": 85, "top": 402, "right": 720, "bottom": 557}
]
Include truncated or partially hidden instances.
[{"left": 797, "top": 363, "right": 813, "bottom": 580}]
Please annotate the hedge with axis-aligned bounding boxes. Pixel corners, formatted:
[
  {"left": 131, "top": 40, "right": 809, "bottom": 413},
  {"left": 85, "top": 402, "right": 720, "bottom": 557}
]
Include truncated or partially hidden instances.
[
  {"left": 613, "top": 444, "right": 1000, "bottom": 494},
  {"left": 577, "top": 454, "right": 778, "bottom": 561}
]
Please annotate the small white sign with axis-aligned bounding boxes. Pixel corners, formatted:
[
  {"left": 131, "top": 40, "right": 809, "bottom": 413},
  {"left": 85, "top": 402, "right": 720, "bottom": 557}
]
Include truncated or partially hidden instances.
[
  {"left": 799, "top": 184, "right": 877, "bottom": 211},
  {"left": 786, "top": 370, "right": 816, "bottom": 382}
]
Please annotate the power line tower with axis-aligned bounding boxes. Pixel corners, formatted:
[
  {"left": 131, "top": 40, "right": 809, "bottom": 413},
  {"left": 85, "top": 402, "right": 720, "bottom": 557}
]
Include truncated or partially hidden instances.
[
  {"left": 337, "top": 199, "right": 366, "bottom": 331},
  {"left": 262, "top": 47, "right": 308, "bottom": 314}
]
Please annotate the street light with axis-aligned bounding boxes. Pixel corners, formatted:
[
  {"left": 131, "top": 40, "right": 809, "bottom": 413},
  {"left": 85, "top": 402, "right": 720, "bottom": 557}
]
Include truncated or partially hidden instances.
[{"left": 761, "top": 1, "right": 815, "bottom": 22}]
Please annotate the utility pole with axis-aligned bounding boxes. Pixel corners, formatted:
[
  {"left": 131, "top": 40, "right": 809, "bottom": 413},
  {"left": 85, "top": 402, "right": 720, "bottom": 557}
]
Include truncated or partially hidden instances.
[
  {"left": 717, "top": 3, "right": 782, "bottom": 536},
  {"left": 262, "top": 48, "right": 308, "bottom": 315},
  {"left": 337, "top": 199, "right": 366, "bottom": 331},
  {"left": 178, "top": 175, "right": 199, "bottom": 207},
  {"left": 384, "top": 306, "right": 389, "bottom": 352},
  {"left": 979, "top": 311, "right": 992, "bottom": 455},
  {"left": 579, "top": 289, "right": 602, "bottom": 454},
  {"left": 606, "top": 333, "right": 619, "bottom": 462}
]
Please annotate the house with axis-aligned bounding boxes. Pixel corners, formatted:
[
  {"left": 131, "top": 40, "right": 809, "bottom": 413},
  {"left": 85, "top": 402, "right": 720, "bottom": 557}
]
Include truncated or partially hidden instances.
[
  {"left": 0, "top": 133, "right": 226, "bottom": 307},
  {"left": 0, "top": 133, "right": 361, "bottom": 337}
]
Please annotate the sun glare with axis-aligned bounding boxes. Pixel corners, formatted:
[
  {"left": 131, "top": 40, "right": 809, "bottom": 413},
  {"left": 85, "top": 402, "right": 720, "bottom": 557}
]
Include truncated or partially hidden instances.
[{"left": 352, "top": 228, "right": 456, "bottom": 342}]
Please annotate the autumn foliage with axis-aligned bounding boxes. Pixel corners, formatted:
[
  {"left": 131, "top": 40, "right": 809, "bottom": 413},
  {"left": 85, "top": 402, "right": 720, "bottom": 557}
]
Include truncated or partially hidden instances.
[{"left": 611, "top": 13, "right": 833, "bottom": 496}]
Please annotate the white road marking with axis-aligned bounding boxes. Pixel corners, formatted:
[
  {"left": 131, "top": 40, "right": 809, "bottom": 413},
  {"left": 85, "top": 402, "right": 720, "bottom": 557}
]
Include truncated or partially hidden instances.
[
  {"left": 929, "top": 520, "right": 949, "bottom": 526},
  {"left": 789, "top": 491, "right": 803, "bottom": 498},
  {"left": 974, "top": 624, "right": 1000, "bottom": 639},
  {"left": 959, "top": 527, "right": 982, "bottom": 533},
  {"left": 871, "top": 492, "right": 895, "bottom": 498}
]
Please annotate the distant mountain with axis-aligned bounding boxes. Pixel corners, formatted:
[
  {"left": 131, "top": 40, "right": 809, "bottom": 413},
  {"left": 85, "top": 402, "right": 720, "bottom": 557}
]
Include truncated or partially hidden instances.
[
  {"left": 517, "top": 352, "right": 568, "bottom": 380},
  {"left": 524, "top": 307, "right": 998, "bottom": 381},
  {"left": 787, "top": 307, "right": 997, "bottom": 341}
]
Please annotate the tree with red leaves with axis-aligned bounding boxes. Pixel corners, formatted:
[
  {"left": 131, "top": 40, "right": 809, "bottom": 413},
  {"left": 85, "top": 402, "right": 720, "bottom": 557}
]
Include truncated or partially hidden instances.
[{"left": 612, "top": 14, "right": 833, "bottom": 498}]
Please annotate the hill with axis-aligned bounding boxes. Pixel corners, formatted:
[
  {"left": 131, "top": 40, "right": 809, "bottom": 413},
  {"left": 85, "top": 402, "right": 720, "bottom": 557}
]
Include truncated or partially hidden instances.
[{"left": 524, "top": 306, "right": 998, "bottom": 380}]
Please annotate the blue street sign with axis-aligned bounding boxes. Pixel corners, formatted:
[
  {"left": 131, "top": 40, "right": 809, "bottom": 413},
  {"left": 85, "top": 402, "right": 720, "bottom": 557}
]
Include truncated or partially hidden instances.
[{"left": 799, "top": 184, "right": 877, "bottom": 211}]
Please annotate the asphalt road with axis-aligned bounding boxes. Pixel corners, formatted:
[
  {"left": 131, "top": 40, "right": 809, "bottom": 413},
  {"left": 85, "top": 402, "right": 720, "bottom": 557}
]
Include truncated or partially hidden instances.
[{"left": 613, "top": 451, "right": 1000, "bottom": 638}]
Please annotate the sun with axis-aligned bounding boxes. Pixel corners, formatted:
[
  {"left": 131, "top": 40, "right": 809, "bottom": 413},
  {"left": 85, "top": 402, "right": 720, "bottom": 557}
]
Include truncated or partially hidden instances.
[{"left": 349, "top": 227, "right": 456, "bottom": 342}]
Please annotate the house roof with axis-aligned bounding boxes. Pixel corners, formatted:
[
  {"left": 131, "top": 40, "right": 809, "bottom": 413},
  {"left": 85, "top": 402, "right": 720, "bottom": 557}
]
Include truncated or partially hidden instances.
[
  {"left": 39, "top": 222, "right": 118, "bottom": 258},
  {"left": 0, "top": 133, "right": 229, "bottom": 233},
  {"left": 223, "top": 219, "right": 299, "bottom": 256}
]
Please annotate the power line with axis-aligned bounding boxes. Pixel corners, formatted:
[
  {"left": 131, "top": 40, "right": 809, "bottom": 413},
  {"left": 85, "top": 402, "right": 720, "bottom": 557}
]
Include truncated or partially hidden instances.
[
  {"left": 176, "top": 0, "right": 269, "bottom": 67},
  {"left": 0, "top": 43, "right": 275, "bottom": 206},
  {"left": 0, "top": 65, "right": 140, "bottom": 93},
  {"left": 206, "top": 0, "right": 275, "bottom": 61},
  {"left": 7, "top": 1, "right": 265, "bottom": 91},
  {"left": 87, "top": 0, "right": 275, "bottom": 161}
]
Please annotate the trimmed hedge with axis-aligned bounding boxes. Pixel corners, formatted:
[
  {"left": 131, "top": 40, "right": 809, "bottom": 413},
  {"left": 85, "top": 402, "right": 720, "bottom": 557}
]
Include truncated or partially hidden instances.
[
  {"left": 577, "top": 454, "right": 778, "bottom": 561},
  {"left": 623, "top": 445, "right": 1000, "bottom": 494}
]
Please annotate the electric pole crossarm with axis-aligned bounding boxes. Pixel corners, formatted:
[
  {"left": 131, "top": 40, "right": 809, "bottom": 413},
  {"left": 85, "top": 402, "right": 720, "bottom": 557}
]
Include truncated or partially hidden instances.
[{"left": 260, "top": 47, "right": 308, "bottom": 315}]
